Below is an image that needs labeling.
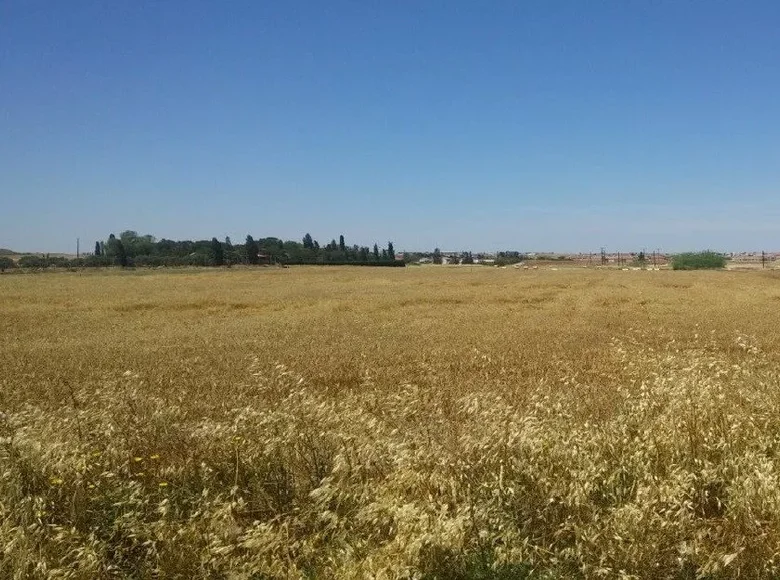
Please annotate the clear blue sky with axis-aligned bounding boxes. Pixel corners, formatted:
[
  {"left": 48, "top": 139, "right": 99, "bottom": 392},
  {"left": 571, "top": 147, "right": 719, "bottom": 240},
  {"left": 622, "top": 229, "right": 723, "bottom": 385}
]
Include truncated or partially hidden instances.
[{"left": 2, "top": 1, "right": 779, "bottom": 253}]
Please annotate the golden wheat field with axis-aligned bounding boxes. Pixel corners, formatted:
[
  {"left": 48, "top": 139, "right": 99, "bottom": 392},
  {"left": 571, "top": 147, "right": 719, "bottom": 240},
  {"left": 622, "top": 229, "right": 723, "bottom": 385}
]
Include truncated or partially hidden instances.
[{"left": 2, "top": 266, "right": 780, "bottom": 579}]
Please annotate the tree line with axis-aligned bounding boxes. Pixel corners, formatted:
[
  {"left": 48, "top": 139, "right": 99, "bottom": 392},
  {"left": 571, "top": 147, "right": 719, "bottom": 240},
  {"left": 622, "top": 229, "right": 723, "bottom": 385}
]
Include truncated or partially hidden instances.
[{"left": 0, "top": 231, "right": 404, "bottom": 270}]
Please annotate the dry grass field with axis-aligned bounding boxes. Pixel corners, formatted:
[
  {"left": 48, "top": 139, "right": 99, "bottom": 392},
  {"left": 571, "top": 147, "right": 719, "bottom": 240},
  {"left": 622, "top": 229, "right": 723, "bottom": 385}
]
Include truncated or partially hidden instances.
[{"left": 3, "top": 266, "right": 780, "bottom": 578}]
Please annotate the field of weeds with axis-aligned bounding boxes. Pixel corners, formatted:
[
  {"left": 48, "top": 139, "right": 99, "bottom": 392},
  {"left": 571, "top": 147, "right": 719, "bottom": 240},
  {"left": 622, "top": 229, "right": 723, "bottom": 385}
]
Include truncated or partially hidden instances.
[{"left": 3, "top": 266, "right": 780, "bottom": 578}]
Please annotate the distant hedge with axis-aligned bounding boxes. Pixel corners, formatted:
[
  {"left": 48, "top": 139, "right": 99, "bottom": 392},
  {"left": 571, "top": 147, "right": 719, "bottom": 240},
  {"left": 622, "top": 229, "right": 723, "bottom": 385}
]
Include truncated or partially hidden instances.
[
  {"left": 281, "top": 259, "right": 405, "bottom": 267},
  {"left": 671, "top": 251, "right": 727, "bottom": 270}
]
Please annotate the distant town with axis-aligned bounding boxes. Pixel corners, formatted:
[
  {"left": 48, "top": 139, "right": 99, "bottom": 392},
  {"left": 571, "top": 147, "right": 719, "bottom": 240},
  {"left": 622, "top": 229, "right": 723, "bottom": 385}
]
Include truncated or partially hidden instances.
[{"left": 397, "top": 250, "right": 778, "bottom": 269}]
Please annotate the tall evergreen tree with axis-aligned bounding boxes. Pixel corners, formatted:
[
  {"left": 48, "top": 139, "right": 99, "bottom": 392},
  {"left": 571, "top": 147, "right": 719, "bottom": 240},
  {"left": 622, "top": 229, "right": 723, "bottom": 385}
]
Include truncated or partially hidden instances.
[
  {"left": 387, "top": 241, "right": 395, "bottom": 260},
  {"left": 373, "top": 243, "right": 380, "bottom": 260},
  {"left": 211, "top": 237, "right": 224, "bottom": 266},
  {"left": 245, "top": 235, "right": 259, "bottom": 265},
  {"left": 303, "top": 233, "right": 314, "bottom": 249},
  {"left": 94, "top": 241, "right": 101, "bottom": 256},
  {"left": 339, "top": 235, "right": 346, "bottom": 252}
]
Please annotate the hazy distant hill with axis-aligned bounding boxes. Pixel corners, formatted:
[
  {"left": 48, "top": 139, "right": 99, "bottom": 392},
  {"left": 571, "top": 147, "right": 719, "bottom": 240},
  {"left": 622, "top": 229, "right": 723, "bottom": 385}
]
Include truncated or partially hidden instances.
[{"left": 0, "top": 248, "right": 20, "bottom": 256}]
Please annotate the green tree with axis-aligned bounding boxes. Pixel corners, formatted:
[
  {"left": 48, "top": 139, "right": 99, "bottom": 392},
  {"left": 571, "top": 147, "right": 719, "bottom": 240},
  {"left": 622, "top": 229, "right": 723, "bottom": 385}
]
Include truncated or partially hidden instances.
[
  {"left": 433, "top": 248, "right": 442, "bottom": 265},
  {"left": 118, "top": 231, "right": 155, "bottom": 257},
  {"left": 224, "top": 237, "right": 235, "bottom": 265},
  {"left": 211, "top": 238, "right": 224, "bottom": 266},
  {"left": 671, "top": 251, "right": 727, "bottom": 270},
  {"left": 373, "top": 244, "right": 380, "bottom": 260},
  {"left": 387, "top": 241, "right": 395, "bottom": 261},
  {"left": 94, "top": 241, "right": 101, "bottom": 256},
  {"left": 339, "top": 235, "right": 346, "bottom": 252},
  {"left": 105, "top": 234, "right": 128, "bottom": 267},
  {"left": 114, "top": 240, "right": 128, "bottom": 267},
  {"left": 0, "top": 256, "right": 14, "bottom": 272},
  {"left": 303, "top": 233, "right": 314, "bottom": 250},
  {"left": 245, "top": 235, "right": 259, "bottom": 265}
]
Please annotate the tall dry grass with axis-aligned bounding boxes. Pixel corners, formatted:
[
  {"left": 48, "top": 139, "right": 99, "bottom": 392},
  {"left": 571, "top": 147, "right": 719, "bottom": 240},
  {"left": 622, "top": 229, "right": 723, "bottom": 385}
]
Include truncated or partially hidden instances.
[{"left": 2, "top": 267, "right": 780, "bottom": 578}]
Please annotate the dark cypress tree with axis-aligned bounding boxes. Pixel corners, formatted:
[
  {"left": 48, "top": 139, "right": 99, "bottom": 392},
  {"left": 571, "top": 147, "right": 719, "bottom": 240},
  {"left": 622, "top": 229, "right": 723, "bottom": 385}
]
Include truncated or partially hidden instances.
[
  {"left": 211, "top": 237, "right": 224, "bottom": 266},
  {"left": 339, "top": 235, "right": 346, "bottom": 252},
  {"left": 94, "top": 241, "right": 101, "bottom": 256},
  {"left": 303, "top": 233, "right": 313, "bottom": 249},
  {"left": 373, "top": 243, "right": 380, "bottom": 260},
  {"left": 387, "top": 241, "right": 395, "bottom": 261},
  {"left": 245, "top": 235, "right": 260, "bottom": 265}
]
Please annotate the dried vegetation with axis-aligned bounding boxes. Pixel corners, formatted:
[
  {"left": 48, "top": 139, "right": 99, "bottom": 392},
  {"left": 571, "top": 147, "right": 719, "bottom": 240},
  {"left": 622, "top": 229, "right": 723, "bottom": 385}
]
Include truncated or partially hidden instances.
[{"left": 2, "top": 267, "right": 780, "bottom": 578}]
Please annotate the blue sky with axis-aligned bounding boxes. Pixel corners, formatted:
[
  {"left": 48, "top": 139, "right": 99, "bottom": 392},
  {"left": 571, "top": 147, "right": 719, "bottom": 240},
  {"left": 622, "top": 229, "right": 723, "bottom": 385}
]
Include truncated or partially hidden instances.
[{"left": 2, "top": 1, "right": 779, "bottom": 253}]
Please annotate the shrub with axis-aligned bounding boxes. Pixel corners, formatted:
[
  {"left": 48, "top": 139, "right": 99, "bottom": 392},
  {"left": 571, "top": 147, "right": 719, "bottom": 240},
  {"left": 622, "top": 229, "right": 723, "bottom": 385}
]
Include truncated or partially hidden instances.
[
  {"left": 17, "top": 255, "right": 48, "bottom": 269},
  {"left": 0, "top": 256, "right": 15, "bottom": 272},
  {"left": 671, "top": 251, "right": 727, "bottom": 270}
]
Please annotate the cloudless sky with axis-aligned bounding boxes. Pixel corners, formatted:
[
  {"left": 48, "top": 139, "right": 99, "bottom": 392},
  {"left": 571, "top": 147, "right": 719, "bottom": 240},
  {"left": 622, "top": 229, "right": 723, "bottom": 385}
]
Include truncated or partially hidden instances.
[{"left": 2, "top": 0, "right": 779, "bottom": 253}]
